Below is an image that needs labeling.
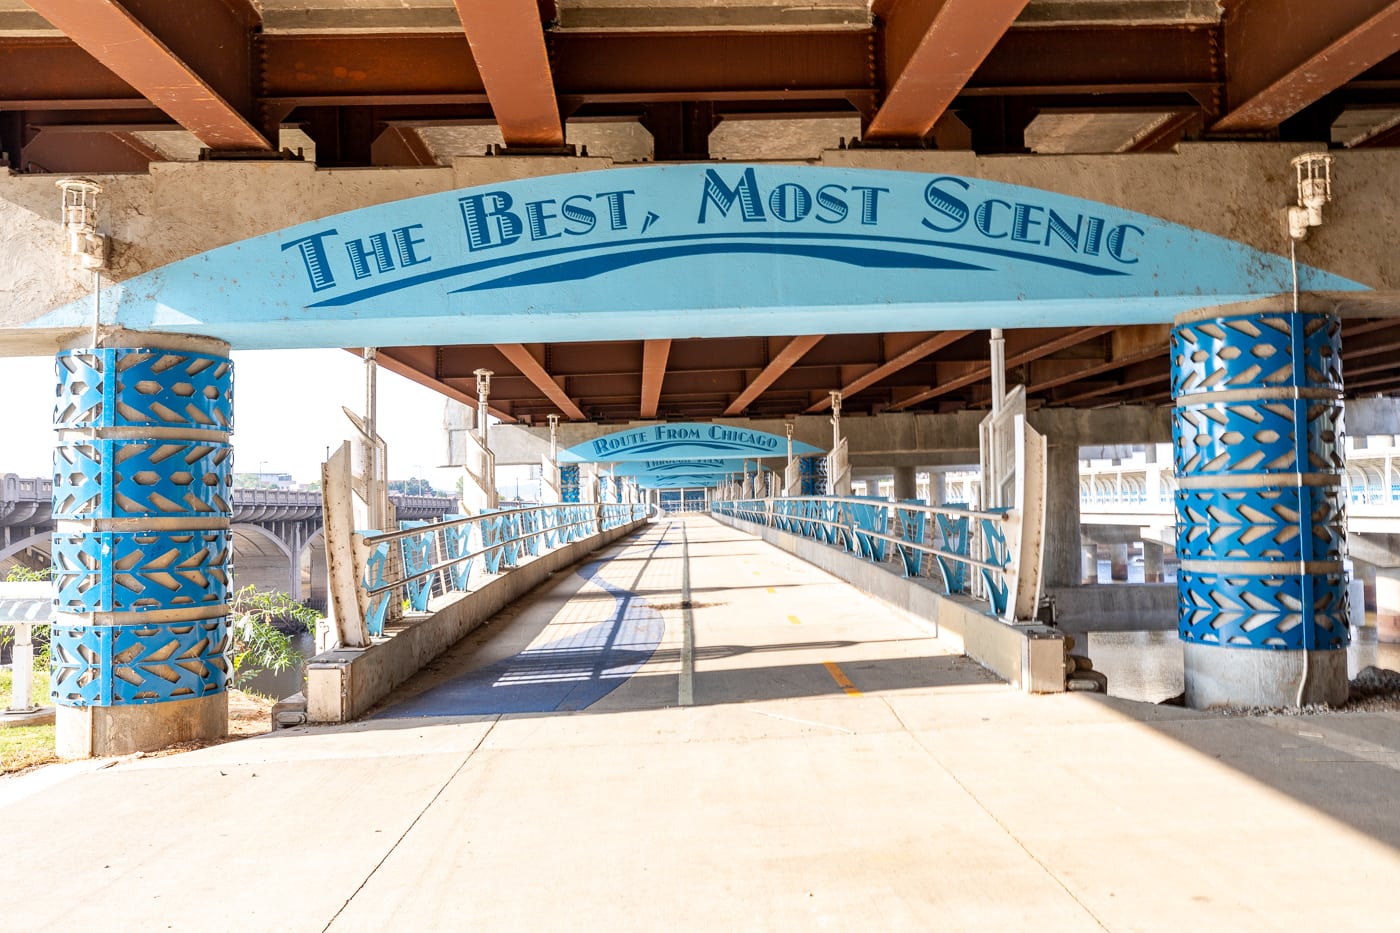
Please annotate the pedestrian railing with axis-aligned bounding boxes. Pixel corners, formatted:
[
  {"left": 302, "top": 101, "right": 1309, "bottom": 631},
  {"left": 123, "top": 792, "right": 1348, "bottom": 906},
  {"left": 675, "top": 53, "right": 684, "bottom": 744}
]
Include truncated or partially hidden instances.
[
  {"left": 712, "top": 496, "right": 1024, "bottom": 620},
  {"left": 1, "top": 582, "right": 52, "bottom": 714},
  {"left": 346, "top": 502, "right": 649, "bottom": 638}
]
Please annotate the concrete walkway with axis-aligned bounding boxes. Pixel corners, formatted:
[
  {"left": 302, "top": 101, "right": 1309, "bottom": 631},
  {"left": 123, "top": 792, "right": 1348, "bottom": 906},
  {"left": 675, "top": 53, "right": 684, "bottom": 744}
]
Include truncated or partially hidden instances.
[{"left": 3, "top": 515, "right": 1398, "bottom": 931}]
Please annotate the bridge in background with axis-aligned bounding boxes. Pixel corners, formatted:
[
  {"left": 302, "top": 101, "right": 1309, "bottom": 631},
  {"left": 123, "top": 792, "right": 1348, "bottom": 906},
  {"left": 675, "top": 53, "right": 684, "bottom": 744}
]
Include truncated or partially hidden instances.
[{"left": 0, "top": 473, "right": 455, "bottom": 605}]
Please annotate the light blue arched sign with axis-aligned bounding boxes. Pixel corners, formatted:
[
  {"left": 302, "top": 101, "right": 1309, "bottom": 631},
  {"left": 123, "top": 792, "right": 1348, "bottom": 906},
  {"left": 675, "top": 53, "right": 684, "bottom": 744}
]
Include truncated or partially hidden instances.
[
  {"left": 33, "top": 164, "right": 1366, "bottom": 349},
  {"left": 559, "top": 423, "right": 820, "bottom": 464}
]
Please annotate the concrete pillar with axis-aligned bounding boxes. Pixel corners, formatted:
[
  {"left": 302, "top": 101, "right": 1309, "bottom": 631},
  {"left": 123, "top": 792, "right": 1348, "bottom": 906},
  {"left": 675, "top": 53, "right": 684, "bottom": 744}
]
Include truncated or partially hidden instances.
[
  {"left": 1377, "top": 568, "right": 1400, "bottom": 644},
  {"left": 892, "top": 465, "right": 917, "bottom": 501},
  {"left": 307, "top": 538, "right": 328, "bottom": 612},
  {"left": 1143, "top": 540, "right": 1165, "bottom": 583},
  {"left": 1082, "top": 545, "right": 1100, "bottom": 584},
  {"left": 1109, "top": 542, "right": 1130, "bottom": 582},
  {"left": 1173, "top": 309, "right": 1349, "bottom": 707},
  {"left": 1043, "top": 443, "right": 1082, "bottom": 587},
  {"left": 928, "top": 471, "right": 946, "bottom": 506},
  {"left": 1142, "top": 537, "right": 1164, "bottom": 582},
  {"left": 50, "top": 333, "right": 232, "bottom": 756}
]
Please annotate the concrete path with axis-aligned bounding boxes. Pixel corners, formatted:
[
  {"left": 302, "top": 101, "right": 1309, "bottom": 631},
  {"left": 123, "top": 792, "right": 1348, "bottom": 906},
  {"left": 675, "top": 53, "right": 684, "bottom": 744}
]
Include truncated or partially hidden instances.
[{"left": 3, "top": 515, "right": 1399, "bottom": 931}]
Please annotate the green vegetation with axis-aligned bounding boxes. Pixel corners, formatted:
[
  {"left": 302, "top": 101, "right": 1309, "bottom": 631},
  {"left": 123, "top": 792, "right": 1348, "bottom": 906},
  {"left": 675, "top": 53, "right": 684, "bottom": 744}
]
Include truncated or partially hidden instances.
[
  {"left": 228, "top": 586, "right": 320, "bottom": 688},
  {"left": 0, "top": 664, "right": 56, "bottom": 775},
  {"left": 0, "top": 662, "right": 49, "bottom": 709},
  {"left": 4, "top": 565, "right": 50, "bottom": 582},
  {"left": 389, "top": 477, "right": 441, "bottom": 496},
  {"left": 0, "top": 724, "right": 57, "bottom": 774}
]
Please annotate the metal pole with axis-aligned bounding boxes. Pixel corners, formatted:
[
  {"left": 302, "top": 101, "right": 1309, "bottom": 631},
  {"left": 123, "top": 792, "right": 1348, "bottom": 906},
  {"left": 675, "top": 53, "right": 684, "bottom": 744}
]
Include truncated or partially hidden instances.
[
  {"left": 990, "top": 328, "right": 1006, "bottom": 414},
  {"left": 474, "top": 368, "right": 492, "bottom": 446},
  {"left": 548, "top": 413, "right": 560, "bottom": 461},
  {"left": 829, "top": 391, "right": 842, "bottom": 449},
  {"left": 365, "top": 348, "right": 378, "bottom": 444}
]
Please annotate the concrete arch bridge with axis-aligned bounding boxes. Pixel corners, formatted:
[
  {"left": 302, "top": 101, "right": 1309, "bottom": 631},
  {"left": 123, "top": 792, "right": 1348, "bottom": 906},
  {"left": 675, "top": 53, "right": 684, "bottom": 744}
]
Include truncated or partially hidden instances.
[{"left": 0, "top": 473, "right": 455, "bottom": 606}]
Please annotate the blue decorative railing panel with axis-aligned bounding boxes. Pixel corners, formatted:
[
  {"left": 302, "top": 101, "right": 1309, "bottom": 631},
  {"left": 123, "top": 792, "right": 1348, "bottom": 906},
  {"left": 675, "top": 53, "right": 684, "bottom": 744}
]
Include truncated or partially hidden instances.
[
  {"left": 893, "top": 506, "right": 928, "bottom": 578},
  {"left": 934, "top": 513, "right": 971, "bottom": 594},
  {"left": 353, "top": 502, "right": 647, "bottom": 633},
  {"left": 51, "top": 617, "right": 229, "bottom": 707},
  {"left": 847, "top": 500, "right": 889, "bottom": 562},
  {"left": 441, "top": 514, "right": 476, "bottom": 591},
  {"left": 713, "top": 496, "right": 1012, "bottom": 619},
  {"left": 361, "top": 536, "right": 394, "bottom": 637},
  {"left": 52, "top": 529, "right": 231, "bottom": 613},
  {"left": 399, "top": 520, "right": 435, "bottom": 612}
]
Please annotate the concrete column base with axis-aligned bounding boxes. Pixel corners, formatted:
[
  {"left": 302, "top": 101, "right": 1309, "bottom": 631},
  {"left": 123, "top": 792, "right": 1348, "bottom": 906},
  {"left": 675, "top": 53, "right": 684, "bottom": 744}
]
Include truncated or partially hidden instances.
[
  {"left": 1109, "top": 542, "right": 1130, "bottom": 581},
  {"left": 56, "top": 693, "right": 227, "bottom": 758},
  {"left": 1183, "top": 643, "right": 1348, "bottom": 709}
]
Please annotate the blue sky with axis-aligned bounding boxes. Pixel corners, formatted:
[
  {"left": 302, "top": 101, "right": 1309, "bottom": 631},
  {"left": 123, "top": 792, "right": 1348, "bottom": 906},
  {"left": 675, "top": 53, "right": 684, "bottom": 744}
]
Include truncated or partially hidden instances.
[{"left": 0, "top": 348, "right": 464, "bottom": 490}]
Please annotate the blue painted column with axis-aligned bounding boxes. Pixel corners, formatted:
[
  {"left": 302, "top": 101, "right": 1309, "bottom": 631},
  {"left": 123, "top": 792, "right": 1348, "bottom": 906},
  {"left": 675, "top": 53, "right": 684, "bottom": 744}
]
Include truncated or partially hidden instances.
[
  {"left": 50, "top": 334, "right": 234, "bottom": 756},
  {"left": 1172, "top": 309, "right": 1349, "bottom": 707}
]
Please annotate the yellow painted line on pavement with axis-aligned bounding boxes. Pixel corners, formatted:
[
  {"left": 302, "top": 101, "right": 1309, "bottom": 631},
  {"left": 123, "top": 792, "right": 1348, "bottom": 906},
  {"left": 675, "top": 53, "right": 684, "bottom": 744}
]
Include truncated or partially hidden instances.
[
  {"left": 767, "top": 587, "right": 776, "bottom": 595},
  {"left": 787, "top": 614, "right": 801, "bottom": 625},
  {"left": 823, "top": 661, "right": 862, "bottom": 696}
]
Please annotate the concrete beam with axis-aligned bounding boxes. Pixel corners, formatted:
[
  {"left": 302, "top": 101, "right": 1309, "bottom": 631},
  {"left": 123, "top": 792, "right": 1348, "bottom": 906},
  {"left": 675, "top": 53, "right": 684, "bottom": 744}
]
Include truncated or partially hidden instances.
[{"left": 488, "top": 405, "right": 1175, "bottom": 466}]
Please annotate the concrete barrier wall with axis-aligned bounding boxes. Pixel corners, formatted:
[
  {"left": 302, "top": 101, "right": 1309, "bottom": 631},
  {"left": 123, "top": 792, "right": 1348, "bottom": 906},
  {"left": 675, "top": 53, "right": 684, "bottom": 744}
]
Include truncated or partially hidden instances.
[
  {"left": 306, "top": 518, "right": 648, "bottom": 722},
  {"left": 1047, "top": 583, "right": 1176, "bottom": 632},
  {"left": 710, "top": 513, "right": 1065, "bottom": 693}
]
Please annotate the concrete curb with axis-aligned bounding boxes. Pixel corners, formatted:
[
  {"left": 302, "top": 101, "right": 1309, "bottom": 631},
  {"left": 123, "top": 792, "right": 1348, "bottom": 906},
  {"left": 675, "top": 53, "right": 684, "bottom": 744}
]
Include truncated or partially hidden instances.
[{"left": 306, "top": 519, "right": 649, "bottom": 722}]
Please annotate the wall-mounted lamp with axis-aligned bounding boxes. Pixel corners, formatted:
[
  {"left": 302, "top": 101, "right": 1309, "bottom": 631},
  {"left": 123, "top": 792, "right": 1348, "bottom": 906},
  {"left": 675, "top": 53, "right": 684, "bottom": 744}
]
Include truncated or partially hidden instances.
[
  {"left": 1287, "top": 152, "right": 1334, "bottom": 241},
  {"left": 56, "top": 177, "right": 107, "bottom": 270}
]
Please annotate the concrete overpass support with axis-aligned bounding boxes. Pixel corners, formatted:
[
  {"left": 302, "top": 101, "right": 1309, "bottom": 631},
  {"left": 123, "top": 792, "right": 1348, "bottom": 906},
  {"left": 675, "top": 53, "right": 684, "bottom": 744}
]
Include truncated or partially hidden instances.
[
  {"left": 1174, "top": 309, "right": 1349, "bottom": 708},
  {"left": 50, "top": 333, "right": 233, "bottom": 756},
  {"left": 893, "top": 466, "right": 918, "bottom": 502},
  {"left": 1044, "top": 444, "right": 1082, "bottom": 587}
]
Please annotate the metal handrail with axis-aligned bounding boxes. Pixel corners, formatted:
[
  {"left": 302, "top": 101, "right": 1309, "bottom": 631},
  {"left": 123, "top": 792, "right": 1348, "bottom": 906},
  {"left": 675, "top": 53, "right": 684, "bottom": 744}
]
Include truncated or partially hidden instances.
[
  {"left": 355, "top": 502, "right": 647, "bottom": 614},
  {"left": 712, "top": 495, "right": 1016, "bottom": 616},
  {"left": 360, "top": 504, "right": 610, "bottom": 596}
]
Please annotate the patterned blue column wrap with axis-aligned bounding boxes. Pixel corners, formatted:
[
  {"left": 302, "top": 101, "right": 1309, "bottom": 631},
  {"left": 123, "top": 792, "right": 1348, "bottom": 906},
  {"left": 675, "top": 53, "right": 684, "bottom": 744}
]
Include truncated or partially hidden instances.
[
  {"left": 50, "top": 618, "right": 229, "bottom": 706},
  {"left": 52, "top": 346, "right": 234, "bottom": 708},
  {"left": 1171, "top": 312, "right": 1348, "bottom": 651}
]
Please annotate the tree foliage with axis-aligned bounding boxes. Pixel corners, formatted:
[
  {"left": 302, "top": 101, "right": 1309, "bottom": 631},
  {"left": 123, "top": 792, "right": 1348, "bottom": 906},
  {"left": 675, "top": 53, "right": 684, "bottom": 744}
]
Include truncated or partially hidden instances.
[{"left": 227, "top": 586, "right": 320, "bottom": 688}]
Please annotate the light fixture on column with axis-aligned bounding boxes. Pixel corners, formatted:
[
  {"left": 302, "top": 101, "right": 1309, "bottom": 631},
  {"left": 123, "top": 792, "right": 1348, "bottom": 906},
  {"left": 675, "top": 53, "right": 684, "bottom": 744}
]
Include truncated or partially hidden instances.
[
  {"left": 474, "top": 368, "right": 493, "bottom": 440},
  {"left": 1286, "top": 152, "right": 1334, "bottom": 241},
  {"left": 56, "top": 177, "right": 107, "bottom": 270}
]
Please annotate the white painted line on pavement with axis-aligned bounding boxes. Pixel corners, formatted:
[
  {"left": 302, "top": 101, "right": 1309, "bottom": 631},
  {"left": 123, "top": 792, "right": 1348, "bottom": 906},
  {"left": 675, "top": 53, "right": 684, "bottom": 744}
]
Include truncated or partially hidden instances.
[{"left": 679, "top": 522, "right": 695, "bottom": 707}]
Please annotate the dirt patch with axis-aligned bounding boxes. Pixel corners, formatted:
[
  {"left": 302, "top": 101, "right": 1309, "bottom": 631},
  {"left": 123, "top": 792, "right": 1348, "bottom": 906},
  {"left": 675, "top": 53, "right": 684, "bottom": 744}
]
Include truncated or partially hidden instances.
[
  {"left": 227, "top": 690, "right": 276, "bottom": 737},
  {"left": 648, "top": 600, "right": 722, "bottom": 611}
]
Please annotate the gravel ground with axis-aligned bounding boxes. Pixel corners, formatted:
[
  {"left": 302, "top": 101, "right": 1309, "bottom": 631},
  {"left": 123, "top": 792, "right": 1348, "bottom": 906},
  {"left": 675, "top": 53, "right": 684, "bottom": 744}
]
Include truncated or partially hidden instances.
[{"left": 1214, "top": 665, "right": 1400, "bottom": 717}]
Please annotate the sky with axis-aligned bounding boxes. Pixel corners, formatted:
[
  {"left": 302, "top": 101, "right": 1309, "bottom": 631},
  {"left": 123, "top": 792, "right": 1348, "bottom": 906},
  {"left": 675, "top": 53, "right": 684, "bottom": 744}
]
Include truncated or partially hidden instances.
[{"left": 0, "top": 348, "right": 467, "bottom": 492}]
